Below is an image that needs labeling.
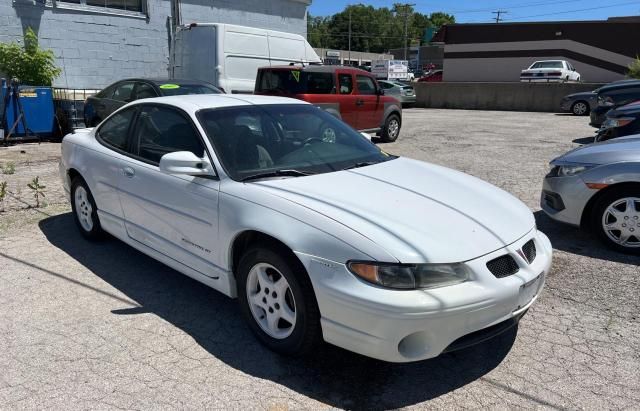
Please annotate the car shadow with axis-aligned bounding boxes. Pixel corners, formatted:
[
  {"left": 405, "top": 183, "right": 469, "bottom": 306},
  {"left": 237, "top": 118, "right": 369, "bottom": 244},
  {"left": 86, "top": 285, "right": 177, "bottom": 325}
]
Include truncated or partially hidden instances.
[
  {"left": 553, "top": 113, "right": 575, "bottom": 117},
  {"left": 534, "top": 211, "right": 640, "bottom": 265},
  {"left": 572, "top": 136, "right": 595, "bottom": 145},
  {"left": 38, "top": 213, "right": 517, "bottom": 409}
]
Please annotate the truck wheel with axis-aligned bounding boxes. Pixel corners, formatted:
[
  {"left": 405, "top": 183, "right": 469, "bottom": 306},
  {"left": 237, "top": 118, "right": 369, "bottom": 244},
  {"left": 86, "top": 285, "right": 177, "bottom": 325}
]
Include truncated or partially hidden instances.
[
  {"left": 592, "top": 187, "right": 640, "bottom": 254},
  {"left": 380, "top": 114, "right": 401, "bottom": 143}
]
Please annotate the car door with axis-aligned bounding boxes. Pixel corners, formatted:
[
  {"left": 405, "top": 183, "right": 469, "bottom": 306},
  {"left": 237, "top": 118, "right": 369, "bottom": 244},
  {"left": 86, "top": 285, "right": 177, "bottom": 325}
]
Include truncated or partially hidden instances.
[
  {"left": 116, "top": 103, "right": 221, "bottom": 278},
  {"left": 335, "top": 71, "right": 359, "bottom": 128},
  {"left": 355, "top": 74, "right": 384, "bottom": 130}
]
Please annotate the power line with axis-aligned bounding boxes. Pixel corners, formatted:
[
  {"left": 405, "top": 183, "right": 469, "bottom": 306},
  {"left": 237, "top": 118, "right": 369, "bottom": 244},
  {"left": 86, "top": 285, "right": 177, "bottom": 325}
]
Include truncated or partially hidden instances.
[
  {"left": 492, "top": 10, "right": 508, "bottom": 23},
  {"left": 505, "top": 0, "right": 640, "bottom": 20}
]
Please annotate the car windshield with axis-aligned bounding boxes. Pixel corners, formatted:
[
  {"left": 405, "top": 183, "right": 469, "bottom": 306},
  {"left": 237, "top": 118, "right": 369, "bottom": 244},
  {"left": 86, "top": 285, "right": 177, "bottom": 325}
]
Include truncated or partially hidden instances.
[
  {"left": 530, "top": 61, "right": 563, "bottom": 69},
  {"left": 256, "top": 70, "right": 335, "bottom": 94},
  {"left": 158, "top": 83, "right": 221, "bottom": 96},
  {"left": 197, "top": 104, "right": 395, "bottom": 181}
]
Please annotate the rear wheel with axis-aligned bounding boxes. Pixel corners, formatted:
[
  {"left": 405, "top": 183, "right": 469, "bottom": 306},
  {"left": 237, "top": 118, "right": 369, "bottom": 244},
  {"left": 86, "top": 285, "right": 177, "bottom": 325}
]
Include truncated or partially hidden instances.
[
  {"left": 237, "top": 246, "right": 321, "bottom": 356},
  {"left": 380, "top": 114, "right": 401, "bottom": 143},
  {"left": 592, "top": 187, "right": 640, "bottom": 254},
  {"left": 71, "top": 177, "right": 104, "bottom": 240},
  {"left": 571, "top": 101, "right": 589, "bottom": 116}
]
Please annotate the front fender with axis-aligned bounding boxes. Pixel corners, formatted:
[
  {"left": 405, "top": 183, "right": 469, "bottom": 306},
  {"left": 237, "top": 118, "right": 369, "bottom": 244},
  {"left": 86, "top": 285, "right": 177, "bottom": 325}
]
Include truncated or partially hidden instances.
[
  {"left": 380, "top": 101, "right": 402, "bottom": 128},
  {"left": 580, "top": 162, "right": 640, "bottom": 186}
]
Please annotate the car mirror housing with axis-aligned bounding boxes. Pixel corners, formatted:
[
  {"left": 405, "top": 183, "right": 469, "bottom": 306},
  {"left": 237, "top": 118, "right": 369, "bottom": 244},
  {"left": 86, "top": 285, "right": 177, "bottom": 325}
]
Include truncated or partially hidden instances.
[{"left": 159, "top": 151, "right": 215, "bottom": 177}]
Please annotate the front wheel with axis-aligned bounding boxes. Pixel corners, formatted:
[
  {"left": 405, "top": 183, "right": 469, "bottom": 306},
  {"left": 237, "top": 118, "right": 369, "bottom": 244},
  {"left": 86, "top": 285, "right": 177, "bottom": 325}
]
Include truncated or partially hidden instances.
[
  {"left": 571, "top": 101, "right": 589, "bottom": 116},
  {"left": 592, "top": 187, "right": 640, "bottom": 254},
  {"left": 70, "top": 177, "right": 104, "bottom": 240},
  {"left": 237, "top": 247, "right": 321, "bottom": 356},
  {"left": 380, "top": 114, "right": 401, "bottom": 142}
]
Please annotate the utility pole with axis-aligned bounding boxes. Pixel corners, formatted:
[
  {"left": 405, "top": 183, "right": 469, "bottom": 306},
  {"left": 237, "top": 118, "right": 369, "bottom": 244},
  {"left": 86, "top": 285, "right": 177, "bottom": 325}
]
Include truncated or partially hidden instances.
[
  {"left": 394, "top": 3, "right": 415, "bottom": 61},
  {"left": 348, "top": 9, "right": 352, "bottom": 66},
  {"left": 492, "top": 10, "right": 507, "bottom": 23}
]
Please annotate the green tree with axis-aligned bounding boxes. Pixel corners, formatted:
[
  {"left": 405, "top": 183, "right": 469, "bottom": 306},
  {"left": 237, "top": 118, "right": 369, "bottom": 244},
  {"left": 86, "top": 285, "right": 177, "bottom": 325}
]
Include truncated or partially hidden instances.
[
  {"left": 0, "top": 27, "right": 61, "bottom": 86},
  {"left": 628, "top": 56, "right": 640, "bottom": 79}
]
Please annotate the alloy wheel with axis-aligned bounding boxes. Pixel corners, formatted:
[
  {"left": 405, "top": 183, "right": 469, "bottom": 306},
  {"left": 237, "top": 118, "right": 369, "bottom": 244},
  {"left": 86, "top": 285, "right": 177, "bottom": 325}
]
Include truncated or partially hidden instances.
[
  {"left": 74, "top": 186, "right": 94, "bottom": 232},
  {"left": 573, "top": 102, "right": 588, "bottom": 116},
  {"left": 388, "top": 118, "right": 400, "bottom": 139},
  {"left": 602, "top": 197, "right": 640, "bottom": 248},
  {"left": 246, "top": 263, "right": 297, "bottom": 339}
]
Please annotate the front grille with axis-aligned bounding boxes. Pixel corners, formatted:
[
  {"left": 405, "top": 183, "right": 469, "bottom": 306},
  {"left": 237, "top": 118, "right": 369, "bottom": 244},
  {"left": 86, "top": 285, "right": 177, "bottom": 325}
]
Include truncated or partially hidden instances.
[
  {"left": 486, "top": 255, "right": 519, "bottom": 278},
  {"left": 522, "top": 239, "right": 537, "bottom": 264}
]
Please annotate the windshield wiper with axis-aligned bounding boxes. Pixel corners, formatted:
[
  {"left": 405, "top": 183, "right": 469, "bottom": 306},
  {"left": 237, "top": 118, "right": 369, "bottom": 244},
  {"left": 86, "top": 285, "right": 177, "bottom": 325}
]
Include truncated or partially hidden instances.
[
  {"left": 342, "top": 161, "right": 380, "bottom": 170},
  {"left": 241, "top": 169, "right": 314, "bottom": 182}
]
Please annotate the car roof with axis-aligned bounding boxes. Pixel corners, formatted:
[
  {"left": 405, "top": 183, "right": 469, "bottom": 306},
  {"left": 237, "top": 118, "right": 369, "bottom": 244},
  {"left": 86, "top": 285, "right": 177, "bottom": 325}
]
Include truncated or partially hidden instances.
[
  {"left": 108, "top": 78, "right": 218, "bottom": 86},
  {"left": 262, "top": 65, "right": 373, "bottom": 75},
  {"left": 128, "top": 94, "right": 309, "bottom": 113},
  {"left": 532, "top": 60, "right": 565, "bottom": 63}
]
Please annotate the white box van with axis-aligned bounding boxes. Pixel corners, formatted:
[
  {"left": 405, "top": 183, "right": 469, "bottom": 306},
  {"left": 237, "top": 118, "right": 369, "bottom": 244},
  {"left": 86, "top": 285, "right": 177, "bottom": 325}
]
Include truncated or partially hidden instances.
[{"left": 171, "top": 23, "right": 321, "bottom": 94}]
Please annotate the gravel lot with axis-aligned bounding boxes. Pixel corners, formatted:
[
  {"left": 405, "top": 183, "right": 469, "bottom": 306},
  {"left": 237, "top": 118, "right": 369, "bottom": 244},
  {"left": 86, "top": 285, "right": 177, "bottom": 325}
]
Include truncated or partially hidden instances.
[{"left": 0, "top": 109, "right": 638, "bottom": 409}]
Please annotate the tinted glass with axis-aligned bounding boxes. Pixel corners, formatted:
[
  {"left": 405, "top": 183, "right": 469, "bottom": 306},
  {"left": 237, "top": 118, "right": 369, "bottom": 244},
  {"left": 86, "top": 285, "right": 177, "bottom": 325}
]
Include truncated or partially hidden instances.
[
  {"left": 531, "top": 61, "right": 563, "bottom": 69},
  {"left": 134, "top": 82, "right": 157, "bottom": 99},
  {"left": 257, "top": 70, "right": 335, "bottom": 94},
  {"left": 133, "top": 106, "right": 205, "bottom": 164},
  {"left": 356, "top": 75, "right": 376, "bottom": 95},
  {"left": 158, "top": 83, "right": 221, "bottom": 96},
  {"left": 96, "top": 84, "right": 116, "bottom": 99},
  {"left": 97, "top": 108, "right": 135, "bottom": 151},
  {"left": 197, "top": 104, "right": 394, "bottom": 181},
  {"left": 338, "top": 74, "right": 353, "bottom": 94},
  {"left": 112, "top": 82, "right": 135, "bottom": 102},
  {"left": 379, "top": 82, "right": 394, "bottom": 90}
]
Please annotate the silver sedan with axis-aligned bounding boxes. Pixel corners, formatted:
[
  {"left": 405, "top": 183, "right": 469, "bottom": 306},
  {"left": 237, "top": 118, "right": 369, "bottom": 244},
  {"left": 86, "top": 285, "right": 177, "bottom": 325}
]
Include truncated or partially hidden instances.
[
  {"left": 541, "top": 136, "right": 640, "bottom": 253},
  {"left": 378, "top": 80, "right": 416, "bottom": 106}
]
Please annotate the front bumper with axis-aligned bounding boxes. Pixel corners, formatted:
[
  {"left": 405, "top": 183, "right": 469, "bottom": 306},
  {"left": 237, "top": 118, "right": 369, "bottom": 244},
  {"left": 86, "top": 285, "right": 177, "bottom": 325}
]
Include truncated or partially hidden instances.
[
  {"left": 540, "top": 174, "right": 595, "bottom": 226},
  {"left": 296, "top": 229, "right": 552, "bottom": 363}
]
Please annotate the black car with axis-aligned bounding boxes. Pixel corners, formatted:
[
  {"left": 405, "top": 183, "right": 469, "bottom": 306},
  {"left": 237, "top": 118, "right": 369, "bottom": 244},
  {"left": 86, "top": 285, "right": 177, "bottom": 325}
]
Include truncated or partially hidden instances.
[
  {"left": 84, "top": 78, "right": 222, "bottom": 127},
  {"left": 595, "top": 100, "right": 640, "bottom": 142},
  {"left": 589, "top": 80, "right": 640, "bottom": 128},
  {"left": 559, "top": 91, "right": 597, "bottom": 116}
]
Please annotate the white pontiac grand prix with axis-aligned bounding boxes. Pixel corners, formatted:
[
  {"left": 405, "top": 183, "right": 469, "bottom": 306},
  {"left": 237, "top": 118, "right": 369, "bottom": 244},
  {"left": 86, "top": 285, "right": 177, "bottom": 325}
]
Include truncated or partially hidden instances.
[{"left": 59, "top": 95, "right": 552, "bottom": 362}]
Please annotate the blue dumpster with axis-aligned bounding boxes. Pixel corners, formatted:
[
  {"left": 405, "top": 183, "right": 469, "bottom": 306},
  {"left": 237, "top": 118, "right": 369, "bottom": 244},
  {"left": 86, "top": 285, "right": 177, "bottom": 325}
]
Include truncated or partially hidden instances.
[{"left": 1, "top": 79, "right": 55, "bottom": 138}]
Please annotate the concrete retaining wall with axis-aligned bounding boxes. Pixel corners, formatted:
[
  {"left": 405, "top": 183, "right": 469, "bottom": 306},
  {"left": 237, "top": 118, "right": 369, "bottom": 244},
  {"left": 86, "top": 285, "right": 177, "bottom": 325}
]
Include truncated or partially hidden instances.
[{"left": 414, "top": 82, "right": 605, "bottom": 112}]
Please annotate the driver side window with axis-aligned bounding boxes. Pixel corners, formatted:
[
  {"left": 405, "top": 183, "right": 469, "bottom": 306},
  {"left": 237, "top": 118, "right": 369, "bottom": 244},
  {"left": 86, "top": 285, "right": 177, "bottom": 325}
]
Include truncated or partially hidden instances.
[
  {"left": 112, "top": 82, "right": 135, "bottom": 102},
  {"left": 132, "top": 105, "right": 205, "bottom": 165}
]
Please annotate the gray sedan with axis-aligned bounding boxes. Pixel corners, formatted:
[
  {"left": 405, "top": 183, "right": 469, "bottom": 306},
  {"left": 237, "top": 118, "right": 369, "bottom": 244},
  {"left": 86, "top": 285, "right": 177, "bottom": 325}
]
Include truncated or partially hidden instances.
[
  {"left": 541, "top": 136, "right": 640, "bottom": 253},
  {"left": 378, "top": 80, "right": 416, "bottom": 106},
  {"left": 560, "top": 91, "right": 597, "bottom": 116}
]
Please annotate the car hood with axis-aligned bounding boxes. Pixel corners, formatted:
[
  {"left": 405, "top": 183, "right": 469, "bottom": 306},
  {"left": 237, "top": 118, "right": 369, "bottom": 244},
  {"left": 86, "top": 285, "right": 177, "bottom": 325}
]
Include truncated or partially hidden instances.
[
  {"left": 554, "top": 136, "right": 640, "bottom": 164},
  {"left": 609, "top": 100, "right": 640, "bottom": 116},
  {"left": 251, "top": 158, "right": 535, "bottom": 263}
]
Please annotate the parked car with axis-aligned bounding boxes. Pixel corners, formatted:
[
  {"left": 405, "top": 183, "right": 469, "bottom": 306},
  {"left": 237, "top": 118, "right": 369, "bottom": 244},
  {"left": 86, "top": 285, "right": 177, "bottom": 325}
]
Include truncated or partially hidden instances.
[
  {"left": 377, "top": 80, "right": 416, "bottom": 106},
  {"left": 541, "top": 137, "right": 640, "bottom": 253},
  {"left": 520, "top": 60, "right": 581, "bottom": 83},
  {"left": 417, "top": 70, "right": 443, "bottom": 82},
  {"left": 171, "top": 23, "right": 321, "bottom": 94},
  {"left": 60, "top": 94, "right": 551, "bottom": 362},
  {"left": 589, "top": 80, "right": 640, "bottom": 128},
  {"left": 560, "top": 91, "right": 597, "bottom": 116},
  {"left": 84, "top": 78, "right": 222, "bottom": 127},
  {"left": 596, "top": 100, "right": 640, "bottom": 142},
  {"left": 255, "top": 65, "right": 403, "bottom": 142}
]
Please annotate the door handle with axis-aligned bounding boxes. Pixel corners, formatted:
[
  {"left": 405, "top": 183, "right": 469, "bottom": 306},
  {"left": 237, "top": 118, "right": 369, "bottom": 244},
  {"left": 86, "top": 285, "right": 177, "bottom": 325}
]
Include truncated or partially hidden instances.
[
  {"left": 356, "top": 99, "right": 364, "bottom": 106},
  {"left": 122, "top": 167, "right": 135, "bottom": 178}
]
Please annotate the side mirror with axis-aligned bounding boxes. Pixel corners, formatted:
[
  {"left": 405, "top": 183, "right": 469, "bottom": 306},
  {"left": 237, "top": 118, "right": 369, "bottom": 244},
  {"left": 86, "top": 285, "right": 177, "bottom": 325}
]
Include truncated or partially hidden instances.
[
  {"left": 377, "top": 88, "right": 385, "bottom": 96},
  {"left": 159, "top": 151, "right": 215, "bottom": 177}
]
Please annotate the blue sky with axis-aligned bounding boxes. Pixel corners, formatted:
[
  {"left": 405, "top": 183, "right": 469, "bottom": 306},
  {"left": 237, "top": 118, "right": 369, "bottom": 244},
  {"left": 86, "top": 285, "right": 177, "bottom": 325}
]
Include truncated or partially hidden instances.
[{"left": 309, "top": 0, "right": 640, "bottom": 23}]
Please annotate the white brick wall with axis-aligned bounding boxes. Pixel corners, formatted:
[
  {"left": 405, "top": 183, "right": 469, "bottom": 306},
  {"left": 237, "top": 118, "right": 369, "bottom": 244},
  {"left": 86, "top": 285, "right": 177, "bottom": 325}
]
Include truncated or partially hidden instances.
[{"left": 0, "top": 0, "right": 308, "bottom": 88}]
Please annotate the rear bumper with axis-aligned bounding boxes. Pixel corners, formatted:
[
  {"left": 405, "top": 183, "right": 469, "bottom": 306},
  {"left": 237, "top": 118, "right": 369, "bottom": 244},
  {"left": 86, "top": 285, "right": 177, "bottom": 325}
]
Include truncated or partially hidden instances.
[{"left": 295, "top": 230, "right": 552, "bottom": 363}]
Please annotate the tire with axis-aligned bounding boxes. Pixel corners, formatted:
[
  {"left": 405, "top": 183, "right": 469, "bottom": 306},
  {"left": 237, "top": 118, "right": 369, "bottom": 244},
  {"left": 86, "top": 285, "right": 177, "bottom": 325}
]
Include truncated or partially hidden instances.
[
  {"left": 380, "top": 113, "right": 401, "bottom": 143},
  {"left": 591, "top": 187, "right": 640, "bottom": 254},
  {"left": 70, "top": 177, "right": 104, "bottom": 240},
  {"left": 237, "top": 246, "right": 321, "bottom": 356},
  {"left": 571, "top": 101, "right": 590, "bottom": 116}
]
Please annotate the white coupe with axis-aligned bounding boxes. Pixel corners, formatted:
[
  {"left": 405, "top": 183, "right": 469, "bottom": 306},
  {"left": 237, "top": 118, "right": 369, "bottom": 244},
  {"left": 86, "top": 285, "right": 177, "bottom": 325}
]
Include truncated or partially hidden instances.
[
  {"left": 520, "top": 60, "right": 581, "bottom": 83},
  {"left": 59, "top": 95, "right": 552, "bottom": 362}
]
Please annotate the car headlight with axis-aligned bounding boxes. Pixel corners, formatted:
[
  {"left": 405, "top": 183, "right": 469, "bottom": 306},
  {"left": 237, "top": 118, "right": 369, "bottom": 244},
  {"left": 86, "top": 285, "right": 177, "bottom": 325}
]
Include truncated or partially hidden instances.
[
  {"left": 602, "top": 117, "right": 635, "bottom": 129},
  {"left": 547, "top": 163, "right": 596, "bottom": 177},
  {"left": 598, "top": 96, "right": 614, "bottom": 107},
  {"left": 347, "top": 261, "right": 470, "bottom": 290}
]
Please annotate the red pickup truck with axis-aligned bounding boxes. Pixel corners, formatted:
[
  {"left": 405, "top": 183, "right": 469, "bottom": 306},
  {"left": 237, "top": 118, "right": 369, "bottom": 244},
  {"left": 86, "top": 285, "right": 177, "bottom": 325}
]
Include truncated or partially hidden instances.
[{"left": 255, "top": 65, "right": 403, "bottom": 142}]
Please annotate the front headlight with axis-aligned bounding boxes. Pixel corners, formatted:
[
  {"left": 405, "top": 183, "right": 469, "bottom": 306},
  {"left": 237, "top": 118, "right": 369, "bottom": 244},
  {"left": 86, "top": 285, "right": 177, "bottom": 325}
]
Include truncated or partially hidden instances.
[
  {"left": 598, "top": 96, "right": 614, "bottom": 107},
  {"left": 602, "top": 117, "right": 635, "bottom": 129},
  {"left": 547, "top": 163, "right": 596, "bottom": 177},
  {"left": 347, "top": 261, "right": 470, "bottom": 290}
]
